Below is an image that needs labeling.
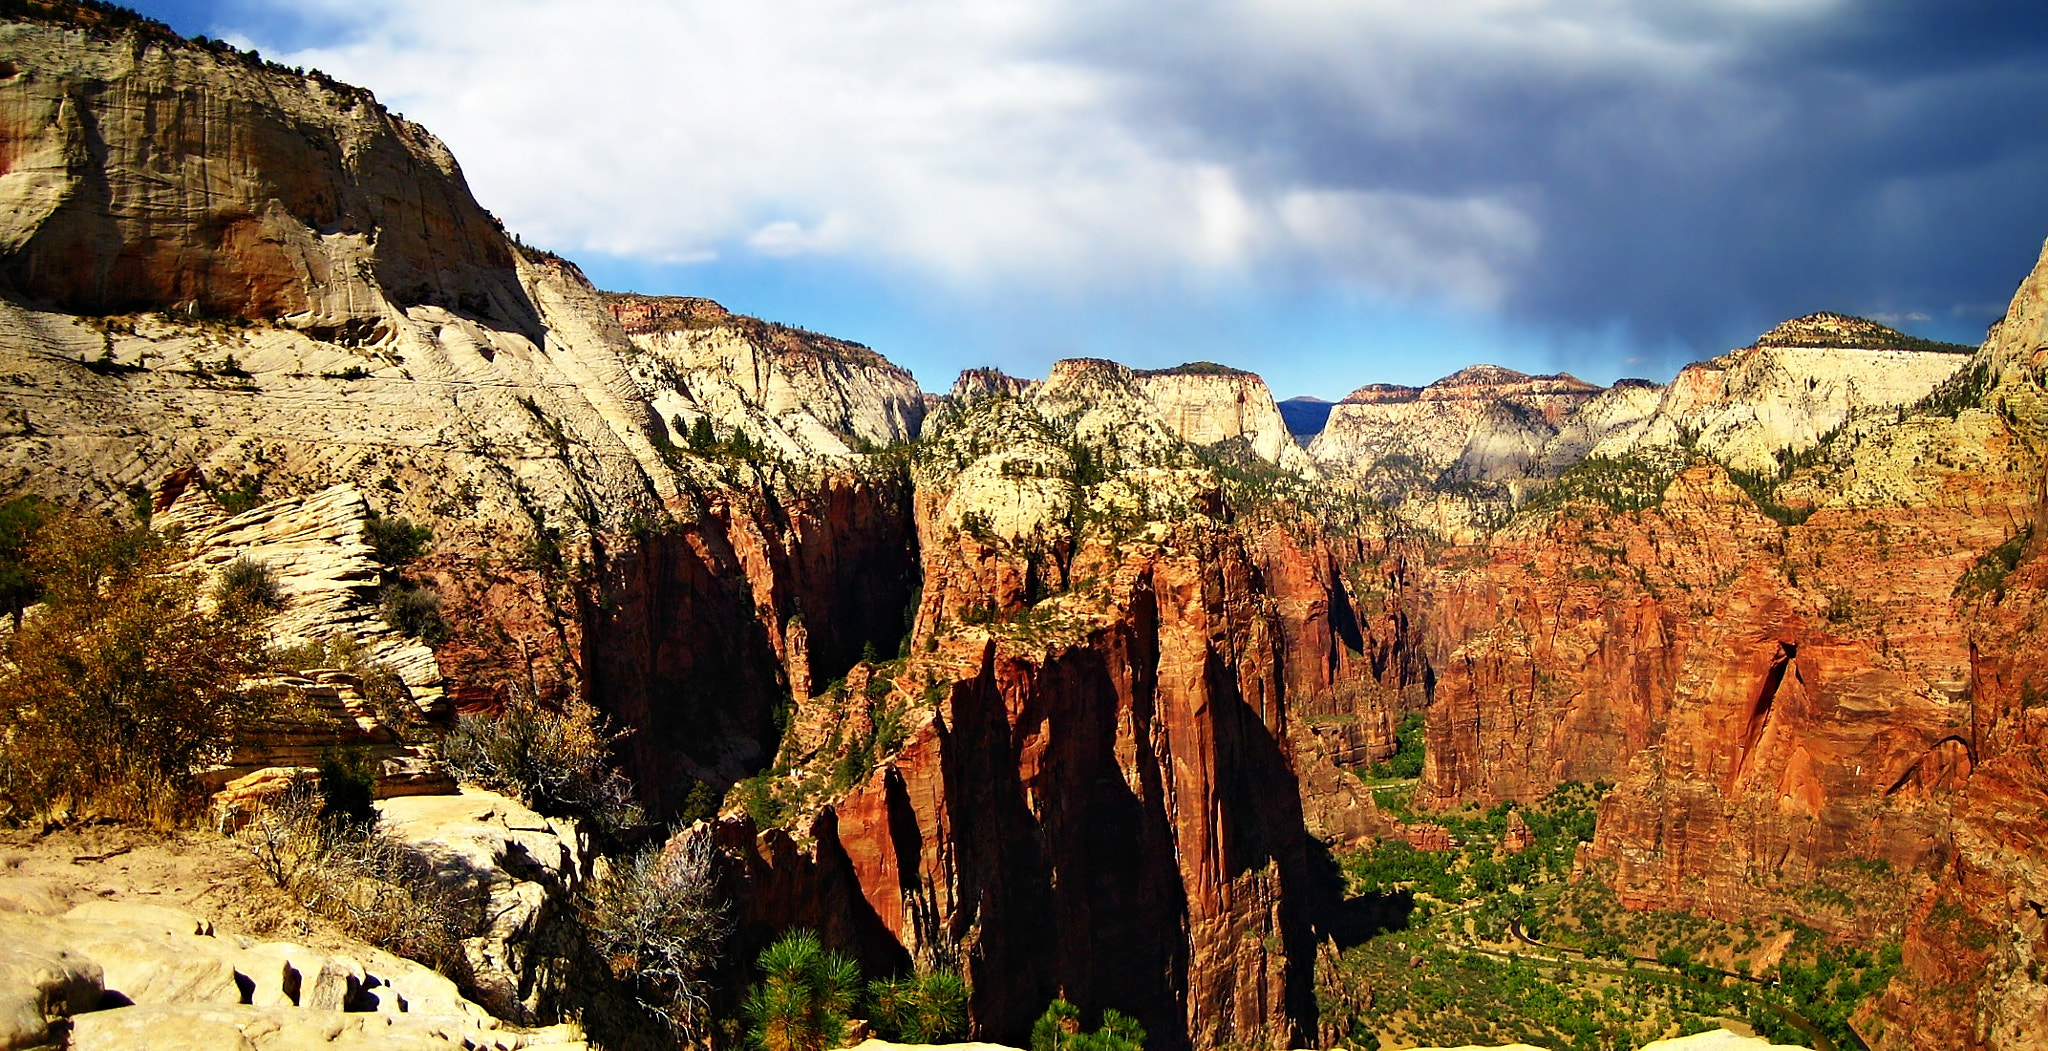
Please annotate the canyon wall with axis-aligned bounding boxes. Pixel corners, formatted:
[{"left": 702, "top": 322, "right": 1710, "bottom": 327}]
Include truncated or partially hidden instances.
[{"left": 715, "top": 361, "right": 1429, "bottom": 1050}]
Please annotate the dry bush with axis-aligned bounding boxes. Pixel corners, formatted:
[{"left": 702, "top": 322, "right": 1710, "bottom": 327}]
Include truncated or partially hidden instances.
[
  {"left": 582, "top": 833, "right": 730, "bottom": 1041},
  {"left": 0, "top": 509, "right": 273, "bottom": 826},
  {"left": 236, "top": 776, "right": 477, "bottom": 976},
  {"left": 442, "top": 690, "right": 642, "bottom": 836}
]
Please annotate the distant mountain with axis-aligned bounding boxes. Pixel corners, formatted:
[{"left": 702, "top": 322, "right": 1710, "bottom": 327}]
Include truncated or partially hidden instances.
[{"left": 1278, "top": 395, "right": 1335, "bottom": 443}]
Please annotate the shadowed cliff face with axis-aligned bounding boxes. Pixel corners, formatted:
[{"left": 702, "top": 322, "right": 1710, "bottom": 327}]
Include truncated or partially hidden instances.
[
  {"left": 723, "top": 533, "right": 1349, "bottom": 1051},
  {"left": 587, "top": 471, "right": 921, "bottom": 815}
]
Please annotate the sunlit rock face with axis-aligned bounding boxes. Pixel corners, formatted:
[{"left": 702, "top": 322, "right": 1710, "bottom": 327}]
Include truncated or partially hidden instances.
[
  {"left": 0, "top": 9, "right": 925, "bottom": 822},
  {"left": 1589, "top": 315, "right": 1975, "bottom": 475},
  {"left": 604, "top": 293, "right": 926, "bottom": 457},
  {"left": 1130, "top": 362, "right": 1313, "bottom": 471},
  {"left": 1306, "top": 320, "right": 1972, "bottom": 542},
  {"left": 0, "top": 17, "right": 533, "bottom": 341}
]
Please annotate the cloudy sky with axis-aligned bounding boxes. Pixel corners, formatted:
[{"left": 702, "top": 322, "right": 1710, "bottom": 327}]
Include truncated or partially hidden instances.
[{"left": 126, "top": 0, "right": 2048, "bottom": 397}]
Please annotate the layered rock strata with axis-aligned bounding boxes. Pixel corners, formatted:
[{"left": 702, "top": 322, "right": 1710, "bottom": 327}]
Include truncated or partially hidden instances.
[{"left": 711, "top": 365, "right": 1427, "bottom": 1051}]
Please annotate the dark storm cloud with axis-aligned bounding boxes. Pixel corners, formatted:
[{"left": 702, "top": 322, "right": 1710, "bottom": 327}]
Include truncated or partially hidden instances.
[{"left": 1062, "top": 1, "right": 2048, "bottom": 363}]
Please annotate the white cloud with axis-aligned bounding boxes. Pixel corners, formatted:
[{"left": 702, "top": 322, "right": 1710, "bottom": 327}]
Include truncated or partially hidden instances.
[{"left": 248, "top": 0, "right": 1823, "bottom": 306}]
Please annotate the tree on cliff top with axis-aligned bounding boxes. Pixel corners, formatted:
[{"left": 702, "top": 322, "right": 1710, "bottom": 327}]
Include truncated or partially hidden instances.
[{"left": 0, "top": 508, "right": 273, "bottom": 825}]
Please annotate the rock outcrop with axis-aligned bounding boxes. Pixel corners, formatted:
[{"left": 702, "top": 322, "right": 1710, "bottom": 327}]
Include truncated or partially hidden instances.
[
  {"left": 0, "top": 879, "right": 586, "bottom": 1050},
  {"left": 605, "top": 293, "right": 926, "bottom": 458},
  {"left": 709, "top": 365, "right": 1427, "bottom": 1051},
  {"left": 1307, "top": 321, "right": 1973, "bottom": 540},
  {"left": 0, "top": 12, "right": 535, "bottom": 341},
  {"left": 1130, "top": 363, "right": 1312, "bottom": 470}
]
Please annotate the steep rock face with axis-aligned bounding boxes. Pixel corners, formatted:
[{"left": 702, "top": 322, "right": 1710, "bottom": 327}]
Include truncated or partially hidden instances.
[
  {"left": 1591, "top": 337, "right": 1971, "bottom": 475},
  {"left": 1308, "top": 367, "right": 1606, "bottom": 539},
  {"left": 1131, "top": 363, "right": 1310, "bottom": 469},
  {"left": 0, "top": 16, "right": 534, "bottom": 339},
  {"left": 1867, "top": 240, "right": 2048, "bottom": 1051},
  {"left": 606, "top": 294, "right": 926, "bottom": 457},
  {"left": 588, "top": 470, "right": 920, "bottom": 812},
  {"left": 1311, "top": 367, "right": 1602, "bottom": 485},
  {"left": 727, "top": 536, "right": 1357, "bottom": 1051},
  {"left": 1421, "top": 395, "right": 2035, "bottom": 935},
  {"left": 715, "top": 376, "right": 1429, "bottom": 1051},
  {"left": 1309, "top": 322, "right": 1972, "bottom": 542}
]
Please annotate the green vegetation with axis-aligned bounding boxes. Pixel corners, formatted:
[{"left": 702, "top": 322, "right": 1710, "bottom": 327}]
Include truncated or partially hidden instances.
[
  {"left": 204, "top": 470, "right": 265, "bottom": 513},
  {"left": 868, "top": 968, "right": 971, "bottom": 1044},
  {"left": 0, "top": 508, "right": 275, "bottom": 825},
  {"left": 0, "top": 494, "right": 50, "bottom": 627},
  {"left": 362, "top": 512, "right": 432, "bottom": 566},
  {"left": 1030, "top": 998, "right": 1146, "bottom": 1051},
  {"left": 441, "top": 691, "right": 643, "bottom": 837},
  {"left": 1752, "top": 313, "right": 1976, "bottom": 354},
  {"left": 1956, "top": 525, "right": 2032, "bottom": 601},
  {"left": 744, "top": 930, "right": 863, "bottom": 1051},
  {"left": 1522, "top": 453, "right": 1678, "bottom": 517},
  {"left": 1538, "top": 879, "right": 1903, "bottom": 1050},
  {"left": 1363, "top": 711, "right": 1425, "bottom": 781},
  {"left": 1913, "top": 357, "right": 1996, "bottom": 418},
  {"left": 738, "top": 660, "right": 925, "bottom": 830},
  {"left": 379, "top": 579, "right": 450, "bottom": 643},
  {"left": 1315, "top": 782, "right": 1899, "bottom": 1050},
  {"left": 215, "top": 555, "right": 285, "bottom": 613}
]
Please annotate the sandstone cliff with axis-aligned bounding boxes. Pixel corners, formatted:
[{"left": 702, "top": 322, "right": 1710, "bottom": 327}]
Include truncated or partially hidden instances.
[
  {"left": 0, "top": 13, "right": 534, "bottom": 342},
  {"left": 708, "top": 359, "right": 1427, "bottom": 1051},
  {"left": 605, "top": 293, "right": 925, "bottom": 458},
  {"left": 1308, "top": 321, "right": 1973, "bottom": 541}
]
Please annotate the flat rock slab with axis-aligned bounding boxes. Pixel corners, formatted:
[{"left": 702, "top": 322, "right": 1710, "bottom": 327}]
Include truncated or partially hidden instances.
[{"left": 67, "top": 1002, "right": 588, "bottom": 1051}]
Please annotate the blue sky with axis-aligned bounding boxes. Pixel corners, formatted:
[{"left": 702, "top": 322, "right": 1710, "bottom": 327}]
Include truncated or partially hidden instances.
[{"left": 120, "top": 0, "right": 2048, "bottom": 399}]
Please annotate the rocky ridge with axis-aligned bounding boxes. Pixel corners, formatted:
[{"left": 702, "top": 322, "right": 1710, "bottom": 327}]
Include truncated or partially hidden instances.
[{"left": 1307, "top": 318, "right": 1973, "bottom": 540}]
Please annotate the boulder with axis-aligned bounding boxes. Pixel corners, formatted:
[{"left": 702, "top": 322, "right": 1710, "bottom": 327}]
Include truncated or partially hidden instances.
[{"left": 0, "top": 941, "right": 102, "bottom": 1051}]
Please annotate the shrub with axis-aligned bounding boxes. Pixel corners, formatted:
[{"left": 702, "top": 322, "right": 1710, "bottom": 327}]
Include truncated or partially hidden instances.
[
  {"left": 1364, "top": 711, "right": 1425, "bottom": 781},
  {"left": 0, "top": 494, "right": 50, "bottom": 627},
  {"left": 441, "top": 691, "right": 643, "bottom": 836},
  {"left": 362, "top": 513, "right": 432, "bottom": 566},
  {"left": 206, "top": 471, "right": 264, "bottom": 513},
  {"left": 215, "top": 556, "right": 285, "bottom": 613},
  {"left": 235, "top": 779, "right": 476, "bottom": 975},
  {"left": 1031, "top": 998, "right": 1083, "bottom": 1051},
  {"left": 317, "top": 747, "right": 378, "bottom": 830},
  {"left": 0, "top": 510, "right": 273, "bottom": 825},
  {"left": 379, "top": 581, "right": 449, "bottom": 643},
  {"left": 744, "top": 930, "right": 862, "bottom": 1051},
  {"left": 869, "top": 968, "right": 970, "bottom": 1044},
  {"left": 582, "top": 834, "right": 730, "bottom": 1041},
  {"left": 1031, "top": 999, "right": 1145, "bottom": 1051},
  {"left": 1957, "top": 526, "right": 2031, "bottom": 601}
]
